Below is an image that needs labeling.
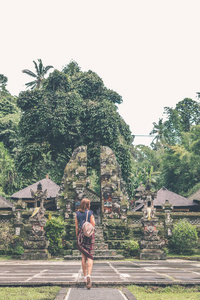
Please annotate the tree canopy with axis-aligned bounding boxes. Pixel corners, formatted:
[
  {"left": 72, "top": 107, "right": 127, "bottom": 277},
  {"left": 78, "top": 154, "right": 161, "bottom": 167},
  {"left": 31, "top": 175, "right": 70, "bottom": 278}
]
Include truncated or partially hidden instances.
[
  {"left": 148, "top": 98, "right": 200, "bottom": 195},
  {"left": 17, "top": 62, "right": 134, "bottom": 195}
]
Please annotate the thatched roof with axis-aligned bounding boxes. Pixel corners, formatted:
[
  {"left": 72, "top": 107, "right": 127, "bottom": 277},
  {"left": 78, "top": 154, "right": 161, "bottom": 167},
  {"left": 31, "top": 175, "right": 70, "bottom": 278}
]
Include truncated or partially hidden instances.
[
  {"left": 0, "top": 195, "right": 14, "bottom": 209},
  {"left": 188, "top": 189, "right": 200, "bottom": 202},
  {"left": 84, "top": 188, "right": 100, "bottom": 203},
  {"left": 132, "top": 202, "right": 144, "bottom": 212},
  {"left": 154, "top": 187, "right": 197, "bottom": 207},
  {"left": 134, "top": 187, "right": 197, "bottom": 210},
  {"left": 11, "top": 178, "right": 60, "bottom": 200}
]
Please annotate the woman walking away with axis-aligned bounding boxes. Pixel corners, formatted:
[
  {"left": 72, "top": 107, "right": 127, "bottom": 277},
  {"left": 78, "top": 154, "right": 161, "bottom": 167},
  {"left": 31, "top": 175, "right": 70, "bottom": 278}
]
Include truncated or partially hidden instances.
[{"left": 75, "top": 198, "right": 95, "bottom": 289}]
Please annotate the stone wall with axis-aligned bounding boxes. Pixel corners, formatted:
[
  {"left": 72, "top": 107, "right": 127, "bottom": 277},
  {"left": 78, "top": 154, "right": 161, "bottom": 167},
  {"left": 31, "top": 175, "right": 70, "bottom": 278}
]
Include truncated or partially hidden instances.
[
  {"left": 1, "top": 210, "right": 200, "bottom": 255},
  {"left": 102, "top": 212, "right": 200, "bottom": 253}
]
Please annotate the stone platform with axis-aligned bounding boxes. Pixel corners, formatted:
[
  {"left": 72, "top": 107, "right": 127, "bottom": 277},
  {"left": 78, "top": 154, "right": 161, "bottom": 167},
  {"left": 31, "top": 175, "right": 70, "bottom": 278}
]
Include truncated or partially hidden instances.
[{"left": 0, "top": 259, "right": 200, "bottom": 286}]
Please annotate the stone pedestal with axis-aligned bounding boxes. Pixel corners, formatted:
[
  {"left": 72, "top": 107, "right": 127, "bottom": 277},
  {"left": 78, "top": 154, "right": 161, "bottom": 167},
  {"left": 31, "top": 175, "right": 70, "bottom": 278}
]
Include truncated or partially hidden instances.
[
  {"left": 22, "top": 230, "right": 50, "bottom": 260},
  {"left": 140, "top": 217, "right": 166, "bottom": 260}
]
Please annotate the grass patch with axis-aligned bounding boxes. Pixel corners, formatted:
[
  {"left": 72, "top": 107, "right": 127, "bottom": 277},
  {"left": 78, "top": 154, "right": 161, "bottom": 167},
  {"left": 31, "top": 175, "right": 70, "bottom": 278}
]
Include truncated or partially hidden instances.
[
  {"left": 0, "top": 255, "right": 13, "bottom": 260},
  {"left": 167, "top": 254, "right": 200, "bottom": 258},
  {"left": 0, "top": 286, "right": 61, "bottom": 300},
  {"left": 127, "top": 285, "right": 200, "bottom": 300}
]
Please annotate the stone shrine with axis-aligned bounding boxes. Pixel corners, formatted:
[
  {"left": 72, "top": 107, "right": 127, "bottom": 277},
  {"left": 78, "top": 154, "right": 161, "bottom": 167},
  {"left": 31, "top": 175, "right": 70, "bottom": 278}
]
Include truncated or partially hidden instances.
[
  {"left": 21, "top": 183, "right": 50, "bottom": 260},
  {"left": 137, "top": 183, "right": 166, "bottom": 260}
]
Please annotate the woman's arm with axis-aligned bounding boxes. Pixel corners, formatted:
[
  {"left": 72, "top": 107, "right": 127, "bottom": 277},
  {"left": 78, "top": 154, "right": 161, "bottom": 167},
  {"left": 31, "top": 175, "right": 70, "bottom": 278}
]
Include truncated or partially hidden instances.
[
  {"left": 75, "top": 214, "right": 79, "bottom": 237},
  {"left": 90, "top": 214, "right": 95, "bottom": 227}
]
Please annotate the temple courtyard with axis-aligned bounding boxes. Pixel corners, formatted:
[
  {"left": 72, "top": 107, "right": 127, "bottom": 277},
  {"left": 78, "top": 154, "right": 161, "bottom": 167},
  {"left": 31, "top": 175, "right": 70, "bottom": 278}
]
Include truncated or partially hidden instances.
[{"left": 0, "top": 259, "right": 200, "bottom": 286}]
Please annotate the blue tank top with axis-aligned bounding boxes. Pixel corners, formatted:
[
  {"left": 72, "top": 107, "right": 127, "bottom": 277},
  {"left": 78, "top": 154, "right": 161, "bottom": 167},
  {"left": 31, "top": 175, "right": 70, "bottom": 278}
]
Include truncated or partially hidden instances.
[{"left": 76, "top": 209, "right": 93, "bottom": 229}]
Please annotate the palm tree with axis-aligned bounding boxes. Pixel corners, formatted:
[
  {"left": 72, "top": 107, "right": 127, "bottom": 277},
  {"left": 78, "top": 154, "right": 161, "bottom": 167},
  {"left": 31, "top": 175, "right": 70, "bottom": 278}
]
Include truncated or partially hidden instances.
[
  {"left": 150, "top": 118, "right": 166, "bottom": 148},
  {"left": 22, "top": 59, "right": 53, "bottom": 89}
]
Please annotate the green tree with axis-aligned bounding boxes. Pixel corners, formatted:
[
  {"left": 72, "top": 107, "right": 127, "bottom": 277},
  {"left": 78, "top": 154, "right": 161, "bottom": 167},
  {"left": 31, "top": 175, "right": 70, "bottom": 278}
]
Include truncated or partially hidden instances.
[
  {"left": 175, "top": 98, "right": 200, "bottom": 132},
  {"left": 0, "top": 74, "right": 9, "bottom": 96},
  {"left": 22, "top": 59, "right": 53, "bottom": 89},
  {"left": 17, "top": 64, "right": 134, "bottom": 196},
  {"left": 159, "top": 125, "right": 200, "bottom": 195},
  {"left": 0, "top": 142, "right": 18, "bottom": 195},
  {"left": 150, "top": 118, "right": 167, "bottom": 149},
  {"left": 151, "top": 98, "right": 200, "bottom": 147},
  {"left": 0, "top": 93, "right": 20, "bottom": 151},
  {"left": 62, "top": 60, "right": 81, "bottom": 76},
  {"left": 131, "top": 145, "right": 161, "bottom": 192}
]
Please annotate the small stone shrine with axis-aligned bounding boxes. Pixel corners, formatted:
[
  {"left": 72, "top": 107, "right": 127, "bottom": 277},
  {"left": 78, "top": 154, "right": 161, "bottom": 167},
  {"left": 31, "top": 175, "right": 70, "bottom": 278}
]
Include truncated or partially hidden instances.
[
  {"left": 162, "top": 199, "right": 173, "bottom": 236},
  {"left": 21, "top": 183, "right": 50, "bottom": 260},
  {"left": 137, "top": 183, "right": 166, "bottom": 260}
]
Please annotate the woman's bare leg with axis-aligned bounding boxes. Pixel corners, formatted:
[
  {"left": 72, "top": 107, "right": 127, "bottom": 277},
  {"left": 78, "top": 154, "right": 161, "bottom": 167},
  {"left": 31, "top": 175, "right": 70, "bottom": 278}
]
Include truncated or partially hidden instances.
[
  {"left": 81, "top": 254, "right": 87, "bottom": 277},
  {"left": 87, "top": 258, "right": 93, "bottom": 276}
]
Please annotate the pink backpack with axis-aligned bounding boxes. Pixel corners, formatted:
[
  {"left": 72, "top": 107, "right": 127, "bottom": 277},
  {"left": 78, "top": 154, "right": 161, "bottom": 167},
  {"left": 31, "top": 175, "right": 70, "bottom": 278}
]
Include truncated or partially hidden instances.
[{"left": 82, "top": 210, "right": 95, "bottom": 237}]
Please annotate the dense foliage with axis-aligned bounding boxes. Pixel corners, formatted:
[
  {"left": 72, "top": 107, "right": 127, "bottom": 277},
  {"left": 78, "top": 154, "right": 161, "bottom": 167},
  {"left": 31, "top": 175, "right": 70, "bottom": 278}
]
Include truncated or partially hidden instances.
[
  {"left": 145, "top": 98, "right": 200, "bottom": 195},
  {"left": 16, "top": 61, "right": 134, "bottom": 195},
  {"left": 45, "top": 215, "right": 66, "bottom": 256},
  {"left": 169, "top": 219, "right": 198, "bottom": 254}
]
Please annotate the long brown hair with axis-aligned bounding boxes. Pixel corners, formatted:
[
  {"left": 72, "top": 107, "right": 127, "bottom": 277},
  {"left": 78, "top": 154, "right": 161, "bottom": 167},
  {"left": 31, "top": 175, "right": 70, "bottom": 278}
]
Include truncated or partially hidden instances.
[{"left": 79, "top": 198, "right": 90, "bottom": 212}]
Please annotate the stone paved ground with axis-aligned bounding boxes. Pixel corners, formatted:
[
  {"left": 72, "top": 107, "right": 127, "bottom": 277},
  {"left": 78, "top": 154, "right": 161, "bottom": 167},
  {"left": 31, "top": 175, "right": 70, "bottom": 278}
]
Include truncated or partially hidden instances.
[
  {"left": 64, "top": 288, "right": 129, "bottom": 300},
  {"left": 0, "top": 259, "right": 200, "bottom": 286}
]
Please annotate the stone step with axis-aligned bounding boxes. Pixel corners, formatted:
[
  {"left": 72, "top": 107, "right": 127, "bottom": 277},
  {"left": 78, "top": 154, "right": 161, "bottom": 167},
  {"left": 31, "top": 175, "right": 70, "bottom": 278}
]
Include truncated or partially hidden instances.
[
  {"left": 72, "top": 249, "right": 118, "bottom": 256},
  {"left": 94, "top": 242, "right": 108, "bottom": 250},
  {"left": 64, "top": 225, "right": 124, "bottom": 260},
  {"left": 64, "top": 254, "right": 124, "bottom": 260},
  {"left": 95, "top": 232, "right": 104, "bottom": 237}
]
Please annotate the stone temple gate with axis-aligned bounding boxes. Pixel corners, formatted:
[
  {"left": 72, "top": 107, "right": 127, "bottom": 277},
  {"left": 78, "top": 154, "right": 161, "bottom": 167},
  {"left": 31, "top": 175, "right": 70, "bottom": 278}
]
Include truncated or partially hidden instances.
[{"left": 59, "top": 146, "right": 129, "bottom": 224}]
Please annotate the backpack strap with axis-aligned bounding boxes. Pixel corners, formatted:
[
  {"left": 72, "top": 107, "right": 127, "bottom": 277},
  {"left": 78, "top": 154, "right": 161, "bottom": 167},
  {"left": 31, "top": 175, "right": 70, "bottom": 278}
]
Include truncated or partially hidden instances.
[{"left": 86, "top": 210, "right": 89, "bottom": 222}]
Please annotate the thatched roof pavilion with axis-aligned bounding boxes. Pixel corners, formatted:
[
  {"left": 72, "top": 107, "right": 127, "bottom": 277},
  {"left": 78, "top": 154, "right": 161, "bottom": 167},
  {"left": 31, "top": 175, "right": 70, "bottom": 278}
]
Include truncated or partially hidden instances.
[
  {"left": 134, "top": 187, "right": 199, "bottom": 212},
  {"left": 154, "top": 187, "right": 198, "bottom": 211},
  {"left": 10, "top": 176, "right": 60, "bottom": 210},
  {"left": 0, "top": 195, "right": 14, "bottom": 211}
]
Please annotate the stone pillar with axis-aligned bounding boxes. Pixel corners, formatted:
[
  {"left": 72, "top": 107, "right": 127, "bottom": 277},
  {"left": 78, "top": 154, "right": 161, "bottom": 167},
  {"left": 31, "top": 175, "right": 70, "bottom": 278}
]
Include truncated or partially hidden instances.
[
  {"left": 60, "top": 146, "right": 87, "bottom": 218},
  {"left": 13, "top": 200, "right": 26, "bottom": 236},
  {"left": 100, "top": 146, "right": 129, "bottom": 220},
  {"left": 162, "top": 199, "right": 173, "bottom": 237}
]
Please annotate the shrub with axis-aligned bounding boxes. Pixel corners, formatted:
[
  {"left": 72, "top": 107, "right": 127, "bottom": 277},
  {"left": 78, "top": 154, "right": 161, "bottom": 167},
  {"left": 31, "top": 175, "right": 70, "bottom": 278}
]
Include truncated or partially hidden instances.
[
  {"left": 0, "top": 223, "right": 14, "bottom": 254},
  {"left": 169, "top": 219, "right": 198, "bottom": 255},
  {"left": 9, "top": 236, "right": 24, "bottom": 255},
  {"left": 122, "top": 240, "right": 139, "bottom": 257},
  {"left": 45, "top": 215, "right": 66, "bottom": 256}
]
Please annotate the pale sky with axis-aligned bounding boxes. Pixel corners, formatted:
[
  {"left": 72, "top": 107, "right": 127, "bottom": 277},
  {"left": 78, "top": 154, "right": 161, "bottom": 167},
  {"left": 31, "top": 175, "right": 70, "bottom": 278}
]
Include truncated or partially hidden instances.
[{"left": 1, "top": 0, "right": 200, "bottom": 146}]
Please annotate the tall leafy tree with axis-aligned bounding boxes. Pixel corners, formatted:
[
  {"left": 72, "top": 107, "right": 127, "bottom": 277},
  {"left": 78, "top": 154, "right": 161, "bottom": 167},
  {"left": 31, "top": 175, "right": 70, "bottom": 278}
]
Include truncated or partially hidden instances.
[
  {"left": 0, "top": 142, "right": 18, "bottom": 196},
  {"left": 17, "top": 63, "right": 134, "bottom": 196},
  {"left": 150, "top": 118, "right": 166, "bottom": 149},
  {"left": 0, "top": 74, "right": 8, "bottom": 95},
  {"left": 22, "top": 59, "right": 53, "bottom": 89},
  {"left": 0, "top": 75, "right": 20, "bottom": 152},
  {"left": 159, "top": 125, "right": 200, "bottom": 195},
  {"left": 131, "top": 145, "right": 162, "bottom": 192},
  {"left": 151, "top": 98, "right": 200, "bottom": 147}
]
